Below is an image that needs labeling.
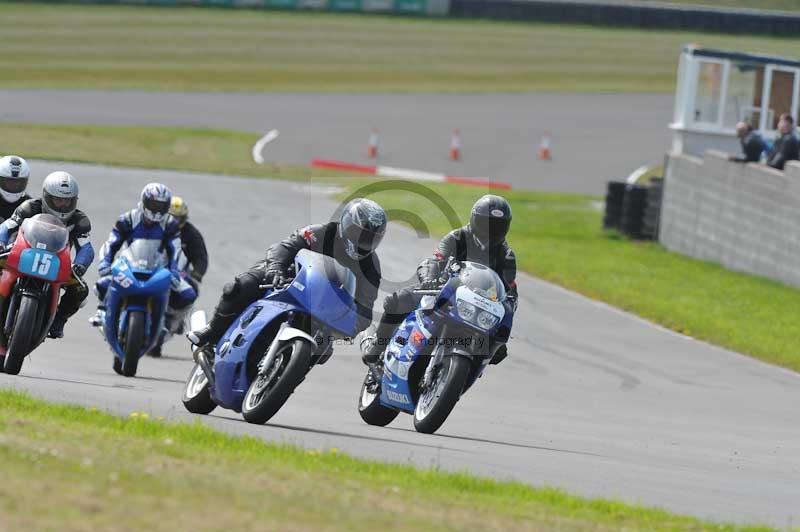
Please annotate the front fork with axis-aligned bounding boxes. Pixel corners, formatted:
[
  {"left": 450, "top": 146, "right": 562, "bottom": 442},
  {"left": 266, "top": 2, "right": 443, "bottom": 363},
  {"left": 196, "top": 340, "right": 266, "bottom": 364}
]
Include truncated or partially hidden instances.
[
  {"left": 257, "top": 321, "right": 289, "bottom": 377},
  {"left": 422, "top": 324, "right": 447, "bottom": 389}
]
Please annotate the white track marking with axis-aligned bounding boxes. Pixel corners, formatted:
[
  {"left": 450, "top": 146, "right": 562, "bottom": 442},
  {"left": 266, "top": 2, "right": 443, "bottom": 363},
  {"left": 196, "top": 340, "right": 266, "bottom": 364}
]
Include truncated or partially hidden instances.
[{"left": 251, "top": 129, "right": 279, "bottom": 164}]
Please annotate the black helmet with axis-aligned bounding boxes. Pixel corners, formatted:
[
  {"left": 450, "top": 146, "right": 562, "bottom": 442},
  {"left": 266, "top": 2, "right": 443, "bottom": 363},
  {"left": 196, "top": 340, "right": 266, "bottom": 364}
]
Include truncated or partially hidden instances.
[
  {"left": 338, "top": 198, "right": 387, "bottom": 260},
  {"left": 470, "top": 194, "right": 512, "bottom": 248}
]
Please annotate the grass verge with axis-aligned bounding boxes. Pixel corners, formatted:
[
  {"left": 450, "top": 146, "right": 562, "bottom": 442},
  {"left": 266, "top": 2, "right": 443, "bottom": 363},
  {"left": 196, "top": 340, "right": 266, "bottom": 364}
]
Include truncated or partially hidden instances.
[
  {"left": 1, "top": 2, "right": 799, "bottom": 93},
  {"left": 0, "top": 389, "right": 772, "bottom": 531},
  {"left": 2, "top": 122, "right": 800, "bottom": 372},
  {"left": 0, "top": 122, "right": 347, "bottom": 181}
]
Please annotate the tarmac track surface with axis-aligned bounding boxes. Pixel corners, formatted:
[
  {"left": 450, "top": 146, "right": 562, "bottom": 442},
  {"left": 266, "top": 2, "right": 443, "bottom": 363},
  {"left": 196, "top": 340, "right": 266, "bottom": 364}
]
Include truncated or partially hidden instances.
[
  {"left": 0, "top": 90, "right": 673, "bottom": 194},
  {"left": 1, "top": 161, "right": 798, "bottom": 529}
]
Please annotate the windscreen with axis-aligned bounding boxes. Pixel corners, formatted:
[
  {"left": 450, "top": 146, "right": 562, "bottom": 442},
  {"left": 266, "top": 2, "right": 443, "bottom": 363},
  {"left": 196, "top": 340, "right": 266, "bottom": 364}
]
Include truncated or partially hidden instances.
[
  {"left": 21, "top": 214, "right": 69, "bottom": 253},
  {"left": 298, "top": 249, "right": 357, "bottom": 299},
  {"left": 120, "top": 239, "right": 168, "bottom": 271},
  {"left": 458, "top": 262, "right": 505, "bottom": 302}
]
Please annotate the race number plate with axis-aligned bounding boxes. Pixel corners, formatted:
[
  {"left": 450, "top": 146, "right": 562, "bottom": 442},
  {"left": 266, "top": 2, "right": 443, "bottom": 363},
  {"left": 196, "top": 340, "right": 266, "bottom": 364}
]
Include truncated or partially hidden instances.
[{"left": 18, "top": 248, "right": 61, "bottom": 282}]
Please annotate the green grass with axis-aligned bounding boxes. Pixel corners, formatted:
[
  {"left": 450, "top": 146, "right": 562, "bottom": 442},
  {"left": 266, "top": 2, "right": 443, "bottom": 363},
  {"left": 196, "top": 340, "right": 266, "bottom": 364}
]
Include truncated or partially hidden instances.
[
  {"left": 0, "top": 389, "right": 772, "bottom": 531},
  {"left": 3, "top": 121, "right": 800, "bottom": 372},
  {"left": 1, "top": 2, "right": 799, "bottom": 93},
  {"left": 0, "top": 122, "right": 349, "bottom": 181}
]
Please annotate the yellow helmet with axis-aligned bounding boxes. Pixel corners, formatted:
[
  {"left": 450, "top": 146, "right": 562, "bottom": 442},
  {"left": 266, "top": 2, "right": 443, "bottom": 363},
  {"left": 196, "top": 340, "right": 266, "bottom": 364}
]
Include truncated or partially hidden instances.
[{"left": 170, "top": 196, "right": 189, "bottom": 227}]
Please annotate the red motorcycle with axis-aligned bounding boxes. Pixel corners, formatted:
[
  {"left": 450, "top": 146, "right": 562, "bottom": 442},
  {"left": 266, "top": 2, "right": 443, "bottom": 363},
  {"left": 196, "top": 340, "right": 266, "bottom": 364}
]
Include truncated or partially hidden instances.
[{"left": 0, "top": 213, "right": 83, "bottom": 375}]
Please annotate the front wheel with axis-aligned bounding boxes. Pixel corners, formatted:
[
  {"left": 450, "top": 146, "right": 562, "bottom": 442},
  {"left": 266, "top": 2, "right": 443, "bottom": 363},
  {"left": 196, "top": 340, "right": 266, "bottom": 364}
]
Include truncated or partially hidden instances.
[
  {"left": 4, "top": 295, "right": 40, "bottom": 375},
  {"left": 241, "top": 339, "right": 311, "bottom": 425},
  {"left": 182, "top": 363, "right": 216, "bottom": 415},
  {"left": 358, "top": 369, "right": 399, "bottom": 426},
  {"left": 413, "top": 356, "right": 471, "bottom": 434},
  {"left": 122, "top": 311, "right": 146, "bottom": 377}
]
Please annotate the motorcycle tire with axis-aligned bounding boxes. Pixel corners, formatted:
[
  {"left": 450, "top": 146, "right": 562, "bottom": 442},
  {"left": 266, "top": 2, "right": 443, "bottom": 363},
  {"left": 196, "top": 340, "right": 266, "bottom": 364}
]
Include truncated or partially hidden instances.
[
  {"left": 241, "top": 339, "right": 311, "bottom": 425},
  {"left": 4, "top": 295, "right": 39, "bottom": 375},
  {"left": 413, "top": 355, "right": 470, "bottom": 434},
  {"left": 358, "top": 369, "right": 399, "bottom": 427},
  {"left": 182, "top": 363, "right": 216, "bottom": 415},
  {"left": 122, "top": 310, "right": 145, "bottom": 377}
]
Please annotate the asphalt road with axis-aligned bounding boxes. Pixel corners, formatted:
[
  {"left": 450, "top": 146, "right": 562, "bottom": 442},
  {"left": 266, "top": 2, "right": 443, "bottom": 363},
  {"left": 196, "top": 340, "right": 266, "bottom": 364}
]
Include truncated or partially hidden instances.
[
  {"left": 1, "top": 160, "right": 798, "bottom": 528},
  {"left": 0, "top": 90, "right": 673, "bottom": 194}
]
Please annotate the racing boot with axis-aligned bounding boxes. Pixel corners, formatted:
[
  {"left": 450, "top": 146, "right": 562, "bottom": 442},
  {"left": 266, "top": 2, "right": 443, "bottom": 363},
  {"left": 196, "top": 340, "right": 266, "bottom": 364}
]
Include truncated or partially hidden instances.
[
  {"left": 89, "top": 306, "right": 105, "bottom": 328},
  {"left": 186, "top": 310, "right": 237, "bottom": 349},
  {"left": 359, "top": 326, "right": 384, "bottom": 365},
  {"left": 47, "top": 314, "right": 67, "bottom": 339}
]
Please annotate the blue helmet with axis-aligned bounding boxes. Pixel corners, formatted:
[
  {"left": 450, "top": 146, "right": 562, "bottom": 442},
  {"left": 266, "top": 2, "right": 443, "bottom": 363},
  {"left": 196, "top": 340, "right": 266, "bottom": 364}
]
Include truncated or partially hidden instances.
[{"left": 139, "top": 183, "right": 172, "bottom": 224}]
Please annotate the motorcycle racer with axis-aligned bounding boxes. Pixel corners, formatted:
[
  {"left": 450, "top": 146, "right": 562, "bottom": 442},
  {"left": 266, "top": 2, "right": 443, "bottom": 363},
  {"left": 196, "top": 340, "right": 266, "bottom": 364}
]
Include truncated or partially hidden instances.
[
  {"left": 188, "top": 198, "right": 387, "bottom": 351},
  {"left": 0, "top": 171, "right": 94, "bottom": 339},
  {"left": 361, "top": 194, "right": 517, "bottom": 365},
  {"left": 91, "top": 183, "right": 196, "bottom": 326}
]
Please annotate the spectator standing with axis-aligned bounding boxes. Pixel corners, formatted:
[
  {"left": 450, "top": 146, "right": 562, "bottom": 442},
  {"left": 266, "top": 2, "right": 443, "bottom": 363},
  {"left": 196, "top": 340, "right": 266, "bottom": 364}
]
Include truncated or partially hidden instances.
[
  {"left": 767, "top": 114, "right": 800, "bottom": 170},
  {"left": 728, "top": 122, "right": 765, "bottom": 163}
]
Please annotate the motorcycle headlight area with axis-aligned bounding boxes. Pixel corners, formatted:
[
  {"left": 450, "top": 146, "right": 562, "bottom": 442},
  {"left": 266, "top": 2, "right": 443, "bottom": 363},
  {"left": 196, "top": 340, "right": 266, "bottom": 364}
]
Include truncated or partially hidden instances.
[{"left": 456, "top": 298, "right": 500, "bottom": 330}]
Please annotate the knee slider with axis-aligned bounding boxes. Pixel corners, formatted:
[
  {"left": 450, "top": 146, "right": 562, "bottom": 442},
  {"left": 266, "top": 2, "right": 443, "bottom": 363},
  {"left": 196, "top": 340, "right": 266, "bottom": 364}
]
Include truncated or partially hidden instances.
[{"left": 222, "top": 278, "right": 239, "bottom": 297}]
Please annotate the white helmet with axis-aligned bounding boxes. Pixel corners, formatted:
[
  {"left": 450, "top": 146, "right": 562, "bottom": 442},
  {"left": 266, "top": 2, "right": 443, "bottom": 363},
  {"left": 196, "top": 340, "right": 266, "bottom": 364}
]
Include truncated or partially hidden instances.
[
  {"left": 42, "top": 171, "right": 79, "bottom": 222},
  {"left": 0, "top": 155, "right": 31, "bottom": 203},
  {"left": 139, "top": 183, "right": 172, "bottom": 224}
]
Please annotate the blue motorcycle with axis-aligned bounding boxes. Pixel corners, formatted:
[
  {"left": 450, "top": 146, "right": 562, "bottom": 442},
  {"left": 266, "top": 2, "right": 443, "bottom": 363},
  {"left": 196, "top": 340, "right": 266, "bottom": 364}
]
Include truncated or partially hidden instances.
[
  {"left": 182, "top": 249, "right": 358, "bottom": 425},
  {"left": 357, "top": 260, "right": 513, "bottom": 434},
  {"left": 100, "top": 239, "right": 172, "bottom": 377}
]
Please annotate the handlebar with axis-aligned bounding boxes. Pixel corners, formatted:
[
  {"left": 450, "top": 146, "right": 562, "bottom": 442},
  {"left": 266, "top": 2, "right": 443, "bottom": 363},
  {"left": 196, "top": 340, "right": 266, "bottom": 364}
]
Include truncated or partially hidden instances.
[{"left": 412, "top": 289, "right": 441, "bottom": 296}]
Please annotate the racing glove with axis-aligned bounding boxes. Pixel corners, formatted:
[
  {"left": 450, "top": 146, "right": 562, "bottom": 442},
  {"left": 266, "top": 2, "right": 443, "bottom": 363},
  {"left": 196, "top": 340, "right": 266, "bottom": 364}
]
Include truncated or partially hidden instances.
[
  {"left": 97, "top": 262, "right": 112, "bottom": 277},
  {"left": 170, "top": 269, "right": 184, "bottom": 289},
  {"left": 419, "top": 277, "right": 440, "bottom": 290},
  {"left": 265, "top": 267, "right": 291, "bottom": 289},
  {"left": 72, "top": 264, "right": 87, "bottom": 278}
]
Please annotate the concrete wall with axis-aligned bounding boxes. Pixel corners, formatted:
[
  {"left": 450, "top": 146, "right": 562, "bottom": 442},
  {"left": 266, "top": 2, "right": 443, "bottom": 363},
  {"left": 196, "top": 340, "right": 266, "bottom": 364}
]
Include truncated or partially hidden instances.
[{"left": 660, "top": 150, "right": 800, "bottom": 288}]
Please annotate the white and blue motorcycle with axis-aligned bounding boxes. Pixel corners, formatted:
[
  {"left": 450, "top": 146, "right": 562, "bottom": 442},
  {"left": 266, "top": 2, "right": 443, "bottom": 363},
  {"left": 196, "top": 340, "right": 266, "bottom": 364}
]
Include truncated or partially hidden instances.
[{"left": 358, "top": 260, "right": 514, "bottom": 434}]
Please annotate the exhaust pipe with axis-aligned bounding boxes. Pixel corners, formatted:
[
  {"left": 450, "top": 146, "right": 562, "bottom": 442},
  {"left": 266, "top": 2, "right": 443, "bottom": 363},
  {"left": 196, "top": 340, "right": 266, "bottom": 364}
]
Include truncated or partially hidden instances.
[{"left": 192, "top": 346, "right": 215, "bottom": 389}]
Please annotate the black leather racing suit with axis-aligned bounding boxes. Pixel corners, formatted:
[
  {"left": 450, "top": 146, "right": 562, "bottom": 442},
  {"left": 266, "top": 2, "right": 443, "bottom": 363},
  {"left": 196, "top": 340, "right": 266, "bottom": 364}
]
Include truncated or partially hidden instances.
[
  {"left": 371, "top": 225, "right": 518, "bottom": 354},
  {"left": 202, "top": 222, "right": 381, "bottom": 345},
  {"left": 0, "top": 194, "right": 31, "bottom": 224},
  {"left": 179, "top": 221, "right": 208, "bottom": 286}
]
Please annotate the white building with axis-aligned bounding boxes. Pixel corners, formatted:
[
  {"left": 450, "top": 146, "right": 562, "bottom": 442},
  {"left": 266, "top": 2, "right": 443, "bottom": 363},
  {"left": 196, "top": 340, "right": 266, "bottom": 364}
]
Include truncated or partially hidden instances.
[{"left": 671, "top": 45, "right": 800, "bottom": 157}]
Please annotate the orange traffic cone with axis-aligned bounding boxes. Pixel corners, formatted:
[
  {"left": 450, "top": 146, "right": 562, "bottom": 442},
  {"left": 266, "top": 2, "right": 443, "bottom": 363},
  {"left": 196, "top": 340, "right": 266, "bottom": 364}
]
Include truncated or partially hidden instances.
[
  {"left": 537, "top": 131, "right": 552, "bottom": 161},
  {"left": 449, "top": 129, "right": 461, "bottom": 161},
  {"left": 367, "top": 128, "right": 379, "bottom": 158}
]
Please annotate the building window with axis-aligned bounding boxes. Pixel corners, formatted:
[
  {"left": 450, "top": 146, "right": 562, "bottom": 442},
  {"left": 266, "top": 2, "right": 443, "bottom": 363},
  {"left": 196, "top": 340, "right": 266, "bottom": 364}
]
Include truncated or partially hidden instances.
[
  {"left": 694, "top": 61, "right": 723, "bottom": 125},
  {"left": 723, "top": 62, "right": 763, "bottom": 129}
]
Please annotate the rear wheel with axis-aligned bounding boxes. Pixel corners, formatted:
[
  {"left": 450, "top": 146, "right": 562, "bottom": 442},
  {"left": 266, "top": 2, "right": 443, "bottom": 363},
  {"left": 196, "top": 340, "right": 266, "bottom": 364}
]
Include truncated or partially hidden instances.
[
  {"left": 413, "top": 356, "right": 470, "bottom": 434},
  {"left": 4, "top": 295, "right": 39, "bottom": 375},
  {"left": 241, "top": 339, "right": 311, "bottom": 425},
  {"left": 182, "top": 363, "right": 216, "bottom": 415},
  {"left": 358, "top": 369, "right": 399, "bottom": 426},
  {"left": 122, "top": 311, "right": 145, "bottom": 377}
]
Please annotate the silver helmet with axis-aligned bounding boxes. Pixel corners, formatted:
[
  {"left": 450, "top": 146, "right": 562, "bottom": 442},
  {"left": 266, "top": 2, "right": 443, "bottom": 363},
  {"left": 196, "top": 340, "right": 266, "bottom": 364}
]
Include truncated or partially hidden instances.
[
  {"left": 338, "top": 198, "right": 387, "bottom": 260},
  {"left": 0, "top": 155, "right": 30, "bottom": 203},
  {"left": 42, "top": 171, "right": 79, "bottom": 222},
  {"left": 139, "top": 183, "right": 172, "bottom": 224}
]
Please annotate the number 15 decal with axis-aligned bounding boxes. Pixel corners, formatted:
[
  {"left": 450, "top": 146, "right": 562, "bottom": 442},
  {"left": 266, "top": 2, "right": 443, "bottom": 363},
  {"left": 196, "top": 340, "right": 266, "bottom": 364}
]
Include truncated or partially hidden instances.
[{"left": 31, "top": 252, "right": 53, "bottom": 276}]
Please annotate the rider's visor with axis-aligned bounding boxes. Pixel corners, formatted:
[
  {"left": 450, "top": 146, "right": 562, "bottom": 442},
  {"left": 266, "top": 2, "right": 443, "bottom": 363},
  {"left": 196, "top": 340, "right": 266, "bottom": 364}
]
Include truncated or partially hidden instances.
[
  {"left": 44, "top": 192, "right": 78, "bottom": 214},
  {"left": 143, "top": 196, "right": 170, "bottom": 215},
  {"left": 0, "top": 176, "right": 28, "bottom": 194}
]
